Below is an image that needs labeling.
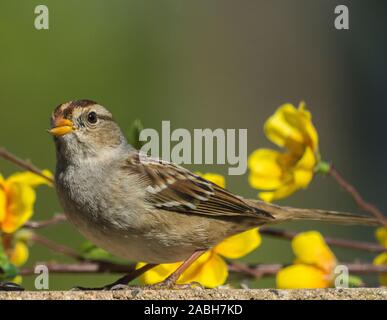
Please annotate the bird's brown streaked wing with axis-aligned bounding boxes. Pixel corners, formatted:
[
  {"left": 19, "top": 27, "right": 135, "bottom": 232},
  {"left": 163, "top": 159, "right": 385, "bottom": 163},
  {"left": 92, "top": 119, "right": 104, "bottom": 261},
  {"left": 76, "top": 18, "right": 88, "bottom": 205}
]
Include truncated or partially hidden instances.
[{"left": 126, "top": 152, "right": 274, "bottom": 220}]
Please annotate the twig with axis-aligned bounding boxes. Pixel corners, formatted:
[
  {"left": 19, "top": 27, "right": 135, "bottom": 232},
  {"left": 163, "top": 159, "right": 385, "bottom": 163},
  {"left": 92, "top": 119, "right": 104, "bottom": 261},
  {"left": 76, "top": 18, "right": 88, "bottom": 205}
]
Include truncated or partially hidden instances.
[
  {"left": 20, "top": 261, "right": 136, "bottom": 275},
  {"left": 31, "top": 233, "right": 84, "bottom": 261},
  {"left": 19, "top": 261, "right": 387, "bottom": 277},
  {"left": 24, "top": 214, "right": 66, "bottom": 229},
  {"left": 228, "top": 262, "right": 387, "bottom": 278},
  {"left": 260, "top": 227, "right": 386, "bottom": 253},
  {"left": 329, "top": 165, "right": 387, "bottom": 227},
  {"left": 24, "top": 215, "right": 386, "bottom": 253},
  {"left": 0, "top": 147, "right": 54, "bottom": 184},
  {"left": 228, "top": 262, "right": 283, "bottom": 278}
]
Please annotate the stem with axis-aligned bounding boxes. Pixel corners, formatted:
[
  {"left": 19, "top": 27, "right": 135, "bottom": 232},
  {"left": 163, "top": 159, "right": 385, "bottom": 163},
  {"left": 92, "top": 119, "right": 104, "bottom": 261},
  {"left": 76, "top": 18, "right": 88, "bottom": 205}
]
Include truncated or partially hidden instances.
[
  {"left": 24, "top": 215, "right": 386, "bottom": 253},
  {"left": 31, "top": 233, "right": 84, "bottom": 261},
  {"left": 328, "top": 165, "right": 387, "bottom": 227},
  {"left": 29, "top": 234, "right": 139, "bottom": 274},
  {"left": 19, "top": 261, "right": 387, "bottom": 277},
  {"left": 260, "top": 227, "right": 386, "bottom": 253},
  {"left": 228, "top": 262, "right": 387, "bottom": 278},
  {"left": 0, "top": 147, "right": 54, "bottom": 184},
  {"left": 24, "top": 214, "right": 66, "bottom": 229},
  {"left": 20, "top": 261, "right": 136, "bottom": 275}
]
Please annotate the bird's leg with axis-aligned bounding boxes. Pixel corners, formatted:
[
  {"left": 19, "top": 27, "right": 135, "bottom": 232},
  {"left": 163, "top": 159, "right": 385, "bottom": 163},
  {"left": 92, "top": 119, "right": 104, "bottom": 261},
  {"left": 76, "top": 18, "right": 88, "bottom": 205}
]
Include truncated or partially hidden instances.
[
  {"left": 103, "top": 263, "right": 158, "bottom": 290},
  {"left": 146, "top": 249, "right": 207, "bottom": 290},
  {"left": 71, "top": 263, "right": 158, "bottom": 291},
  {"left": 72, "top": 250, "right": 207, "bottom": 291}
]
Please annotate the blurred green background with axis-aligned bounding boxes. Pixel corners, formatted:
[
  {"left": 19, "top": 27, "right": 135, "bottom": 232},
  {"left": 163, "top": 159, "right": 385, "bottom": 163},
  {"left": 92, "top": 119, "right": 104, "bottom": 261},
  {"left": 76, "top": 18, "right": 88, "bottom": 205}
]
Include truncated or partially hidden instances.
[{"left": 0, "top": 0, "right": 386, "bottom": 289}]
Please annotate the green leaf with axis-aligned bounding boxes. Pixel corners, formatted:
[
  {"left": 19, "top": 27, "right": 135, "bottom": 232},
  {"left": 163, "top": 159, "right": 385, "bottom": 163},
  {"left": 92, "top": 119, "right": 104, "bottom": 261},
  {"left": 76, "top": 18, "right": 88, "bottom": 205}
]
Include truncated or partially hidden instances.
[
  {"left": 315, "top": 160, "right": 331, "bottom": 174},
  {"left": 0, "top": 242, "right": 19, "bottom": 280},
  {"left": 348, "top": 275, "right": 364, "bottom": 288},
  {"left": 80, "top": 241, "right": 116, "bottom": 261},
  {"left": 126, "top": 119, "right": 145, "bottom": 150}
]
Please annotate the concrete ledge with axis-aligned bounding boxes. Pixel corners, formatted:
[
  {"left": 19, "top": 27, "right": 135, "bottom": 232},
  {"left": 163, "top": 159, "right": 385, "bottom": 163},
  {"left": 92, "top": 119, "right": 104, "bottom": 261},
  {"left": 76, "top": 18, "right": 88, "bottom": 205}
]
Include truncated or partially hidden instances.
[{"left": 0, "top": 288, "right": 386, "bottom": 300}]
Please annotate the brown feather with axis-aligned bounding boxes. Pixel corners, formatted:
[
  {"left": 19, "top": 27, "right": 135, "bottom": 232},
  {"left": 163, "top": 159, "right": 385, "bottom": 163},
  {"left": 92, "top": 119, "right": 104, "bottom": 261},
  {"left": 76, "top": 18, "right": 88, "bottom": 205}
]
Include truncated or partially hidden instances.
[{"left": 126, "top": 151, "right": 274, "bottom": 220}]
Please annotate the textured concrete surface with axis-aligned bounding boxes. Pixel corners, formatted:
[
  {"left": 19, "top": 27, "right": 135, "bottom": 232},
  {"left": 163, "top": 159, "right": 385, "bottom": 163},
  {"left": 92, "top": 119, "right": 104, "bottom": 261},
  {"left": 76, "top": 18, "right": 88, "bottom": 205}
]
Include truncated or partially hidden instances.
[{"left": 0, "top": 288, "right": 386, "bottom": 300}]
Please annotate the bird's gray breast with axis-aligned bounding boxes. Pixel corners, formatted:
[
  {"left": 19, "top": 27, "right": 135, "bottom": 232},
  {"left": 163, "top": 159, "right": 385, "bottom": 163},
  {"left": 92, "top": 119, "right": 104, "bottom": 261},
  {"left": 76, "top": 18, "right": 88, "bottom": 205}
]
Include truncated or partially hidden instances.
[
  {"left": 54, "top": 161, "right": 162, "bottom": 260},
  {"left": 56, "top": 161, "right": 143, "bottom": 230}
]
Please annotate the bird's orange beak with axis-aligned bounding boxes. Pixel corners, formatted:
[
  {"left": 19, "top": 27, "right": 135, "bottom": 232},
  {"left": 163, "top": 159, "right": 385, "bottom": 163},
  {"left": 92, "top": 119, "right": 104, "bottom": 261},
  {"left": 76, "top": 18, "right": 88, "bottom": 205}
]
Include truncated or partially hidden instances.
[{"left": 49, "top": 118, "right": 75, "bottom": 137}]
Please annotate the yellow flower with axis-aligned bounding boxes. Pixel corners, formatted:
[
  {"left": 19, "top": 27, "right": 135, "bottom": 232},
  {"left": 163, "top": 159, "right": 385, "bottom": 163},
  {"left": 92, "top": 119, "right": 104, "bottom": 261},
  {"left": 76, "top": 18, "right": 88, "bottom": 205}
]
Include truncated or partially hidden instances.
[
  {"left": 373, "top": 227, "right": 387, "bottom": 286},
  {"left": 1, "top": 229, "right": 33, "bottom": 284},
  {"left": 264, "top": 102, "right": 318, "bottom": 154},
  {"left": 9, "top": 240, "right": 29, "bottom": 267},
  {"left": 276, "top": 231, "right": 337, "bottom": 289},
  {"left": 3, "top": 239, "right": 30, "bottom": 285},
  {"left": 195, "top": 172, "right": 226, "bottom": 189},
  {"left": 137, "top": 173, "right": 261, "bottom": 288},
  {"left": 248, "top": 102, "right": 319, "bottom": 202},
  {"left": 375, "top": 227, "right": 387, "bottom": 248},
  {"left": 0, "top": 170, "right": 53, "bottom": 233},
  {"left": 138, "top": 228, "right": 261, "bottom": 288}
]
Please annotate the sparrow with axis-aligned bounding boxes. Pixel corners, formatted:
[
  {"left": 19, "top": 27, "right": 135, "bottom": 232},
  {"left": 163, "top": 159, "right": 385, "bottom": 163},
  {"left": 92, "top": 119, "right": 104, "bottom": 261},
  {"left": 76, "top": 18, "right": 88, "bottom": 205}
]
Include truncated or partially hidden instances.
[{"left": 49, "top": 99, "right": 378, "bottom": 289}]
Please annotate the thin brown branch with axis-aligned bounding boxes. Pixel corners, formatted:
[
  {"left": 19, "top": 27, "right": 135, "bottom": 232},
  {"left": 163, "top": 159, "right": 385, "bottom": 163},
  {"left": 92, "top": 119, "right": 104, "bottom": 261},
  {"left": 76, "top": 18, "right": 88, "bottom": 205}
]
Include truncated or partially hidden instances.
[
  {"left": 0, "top": 147, "right": 54, "bottom": 184},
  {"left": 20, "top": 261, "right": 136, "bottom": 275},
  {"left": 31, "top": 233, "right": 84, "bottom": 261},
  {"left": 228, "top": 262, "right": 283, "bottom": 278},
  {"left": 228, "top": 262, "right": 387, "bottom": 278},
  {"left": 24, "top": 214, "right": 66, "bottom": 229},
  {"left": 329, "top": 165, "right": 387, "bottom": 227},
  {"left": 260, "top": 227, "right": 386, "bottom": 253},
  {"left": 19, "top": 261, "right": 387, "bottom": 277}
]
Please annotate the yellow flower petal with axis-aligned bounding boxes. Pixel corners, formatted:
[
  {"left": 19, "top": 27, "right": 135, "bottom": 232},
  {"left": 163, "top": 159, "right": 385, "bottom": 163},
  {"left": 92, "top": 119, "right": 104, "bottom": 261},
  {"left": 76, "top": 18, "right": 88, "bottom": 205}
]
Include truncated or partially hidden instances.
[
  {"left": 10, "top": 241, "right": 29, "bottom": 267},
  {"left": 11, "top": 276, "right": 23, "bottom": 285},
  {"left": 137, "top": 261, "right": 182, "bottom": 285},
  {"left": 248, "top": 149, "right": 283, "bottom": 175},
  {"left": 2, "top": 183, "right": 35, "bottom": 233},
  {"left": 178, "top": 251, "right": 228, "bottom": 288},
  {"left": 248, "top": 149, "right": 283, "bottom": 189},
  {"left": 264, "top": 104, "right": 305, "bottom": 151},
  {"left": 276, "top": 264, "right": 330, "bottom": 289},
  {"left": 374, "top": 252, "right": 387, "bottom": 266},
  {"left": 139, "top": 251, "right": 229, "bottom": 288},
  {"left": 375, "top": 227, "right": 387, "bottom": 248},
  {"left": 292, "top": 231, "right": 336, "bottom": 273},
  {"left": 264, "top": 102, "right": 318, "bottom": 154},
  {"left": 257, "top": 147, "right": 315, "bottom": 202},
  {"left": 258, "top": 182, "right": 299, "bottom": 202},
  {"left": 197, "top": 173, "right": 225, "bottom": 188},
  {"left": 0, "top": 187, "right": 6, "bottom": 223},
  {"left": 7, "top": 170, "right": 53, "bottom": 188},
  {"left": 373, "top": 252, "right": 387, "bottom": 286},
  {"left": 293, "top": 169, "right": 313, "bottom": 189},
  {"left": 298, "top": 102, "right": 319, "bottom": 152},
  {"left": 283, "top": 102, "right": 318, "bottom": 152},
  {"left": 295, "top": 146, "right": 316, "bottom": 172},
  {"left": 258, "top": 191, "right": 276, "bottom": 202},
  {"left": 215, "top": 228, "right": 261, "bottom": 259}
]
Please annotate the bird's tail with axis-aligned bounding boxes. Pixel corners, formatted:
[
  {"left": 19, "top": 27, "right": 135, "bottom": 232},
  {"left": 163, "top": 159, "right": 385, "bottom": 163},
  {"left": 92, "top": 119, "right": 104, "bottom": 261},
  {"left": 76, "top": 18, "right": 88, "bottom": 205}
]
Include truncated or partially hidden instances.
[{"left": 249, "top": 199, "right": 380, "bottom": 226}]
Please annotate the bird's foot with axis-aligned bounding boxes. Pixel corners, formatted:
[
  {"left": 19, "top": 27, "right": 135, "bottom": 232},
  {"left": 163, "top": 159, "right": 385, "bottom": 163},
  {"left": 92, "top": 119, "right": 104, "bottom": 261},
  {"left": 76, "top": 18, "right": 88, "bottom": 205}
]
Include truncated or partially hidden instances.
[
  {"left": 103, "top": 284, "right": 143, "bottom": 291},
  {"left": 70, "top": 281, "right": 203, "bottom": 291},
  {"left": 145, "top": 280, "right": 203, "bottom": 290},
  {"left": 70, "top": 284, "right": 143, "bottom": 291},
  {"left": 70, "top": 286, "right": 103, "bottom": 291},
  {"left": 0, "top": 282, "right": 24, "bottom": 291}
]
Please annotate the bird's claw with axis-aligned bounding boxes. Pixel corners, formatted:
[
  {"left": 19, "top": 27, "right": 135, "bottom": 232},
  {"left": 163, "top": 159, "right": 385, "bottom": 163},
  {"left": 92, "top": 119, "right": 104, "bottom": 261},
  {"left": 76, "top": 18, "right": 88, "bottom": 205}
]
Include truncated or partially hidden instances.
[
  {"left": 0, "top": 282, "right": 24, "bottom": 291},
  {"left": 103, "top": 284, "right": 130, "bottom": 291},
  {"left": 70, "top": 284, "right": 142, "bottom": 291},
  {"left": 146, "top": 280, "right": 204, "bottom": 290}
]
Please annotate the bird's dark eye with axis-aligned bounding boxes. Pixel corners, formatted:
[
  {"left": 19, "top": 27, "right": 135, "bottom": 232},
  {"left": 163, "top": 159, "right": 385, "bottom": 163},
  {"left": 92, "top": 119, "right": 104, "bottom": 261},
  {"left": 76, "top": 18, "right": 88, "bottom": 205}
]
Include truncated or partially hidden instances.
[{"left": 87, "top": 111, "right": 98, "bottom": 124}]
